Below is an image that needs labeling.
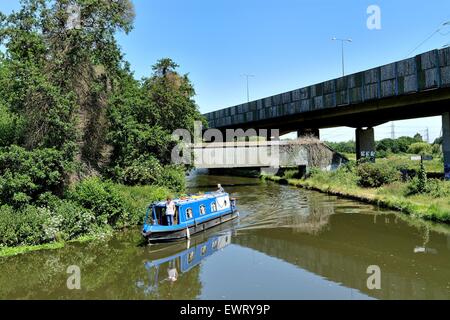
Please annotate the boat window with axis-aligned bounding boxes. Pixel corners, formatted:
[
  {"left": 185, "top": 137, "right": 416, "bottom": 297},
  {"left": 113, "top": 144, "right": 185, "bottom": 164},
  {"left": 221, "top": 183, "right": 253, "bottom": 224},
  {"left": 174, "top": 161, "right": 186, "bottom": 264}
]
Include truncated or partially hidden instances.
[
  {"left": 211, "top": 202, "right": 217, "bottom": 213},
  {"left": 188, "top": 252, "right": 195, "bottom": 264},
  {"left": 199, "top": 205, "right": 206, "bottom": 215},
  {"left": 186, "top": 208, "right": 193, "bottom": 220},
  {"left": 201, "top": 246, "right": 207, "bottom": 256}
]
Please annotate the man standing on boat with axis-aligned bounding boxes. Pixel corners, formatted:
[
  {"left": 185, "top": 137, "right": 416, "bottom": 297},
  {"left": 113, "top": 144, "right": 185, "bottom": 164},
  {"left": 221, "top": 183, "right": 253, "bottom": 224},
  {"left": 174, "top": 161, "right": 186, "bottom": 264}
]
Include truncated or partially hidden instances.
[
  {"left": 166, "top": 196, "right": 176, "bottom": 226},
  {"left": 217, "top": 184, "right": 224, "bottom": 193}
]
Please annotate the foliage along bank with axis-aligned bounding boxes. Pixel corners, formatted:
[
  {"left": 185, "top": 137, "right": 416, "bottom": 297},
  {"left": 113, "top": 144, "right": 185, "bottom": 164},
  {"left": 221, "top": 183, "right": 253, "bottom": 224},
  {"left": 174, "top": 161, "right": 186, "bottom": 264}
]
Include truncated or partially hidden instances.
[
  {"left": 263, "top": 161, "right": 450, "bottom": 224},
  {"left": 0, "top": 1, "right": 204, "bottom": 253}
]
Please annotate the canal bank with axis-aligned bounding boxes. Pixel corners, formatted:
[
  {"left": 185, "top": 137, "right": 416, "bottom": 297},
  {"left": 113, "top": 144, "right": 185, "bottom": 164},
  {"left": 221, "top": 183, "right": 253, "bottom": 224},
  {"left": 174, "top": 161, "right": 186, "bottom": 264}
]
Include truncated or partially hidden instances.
[{"left": 261, "top": 173, "right": 450, "bottom": 225}]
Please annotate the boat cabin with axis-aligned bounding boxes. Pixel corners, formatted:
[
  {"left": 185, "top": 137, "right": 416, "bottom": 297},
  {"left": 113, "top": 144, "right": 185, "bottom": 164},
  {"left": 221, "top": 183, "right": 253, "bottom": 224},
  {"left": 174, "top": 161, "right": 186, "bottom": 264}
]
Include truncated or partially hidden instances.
[{"left": 147, "top": 192, "right": 234, "bottom": 227}]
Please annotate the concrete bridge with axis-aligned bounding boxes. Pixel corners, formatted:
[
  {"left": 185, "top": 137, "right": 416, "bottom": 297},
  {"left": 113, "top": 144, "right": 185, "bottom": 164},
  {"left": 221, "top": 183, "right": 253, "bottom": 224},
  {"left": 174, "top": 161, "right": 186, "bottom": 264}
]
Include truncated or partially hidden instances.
[
  {"left": 191, "top": 140, "right": 347, "bottom": 171},
  {"left": 204, "top": 48, "right": 450, "bottom": 177}
]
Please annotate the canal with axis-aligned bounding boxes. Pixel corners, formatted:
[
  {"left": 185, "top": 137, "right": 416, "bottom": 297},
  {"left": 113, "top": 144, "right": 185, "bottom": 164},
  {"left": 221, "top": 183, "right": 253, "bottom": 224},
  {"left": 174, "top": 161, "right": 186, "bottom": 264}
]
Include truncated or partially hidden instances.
[{"left": 1, "top": 174, "right": 450, "bottom": 300}]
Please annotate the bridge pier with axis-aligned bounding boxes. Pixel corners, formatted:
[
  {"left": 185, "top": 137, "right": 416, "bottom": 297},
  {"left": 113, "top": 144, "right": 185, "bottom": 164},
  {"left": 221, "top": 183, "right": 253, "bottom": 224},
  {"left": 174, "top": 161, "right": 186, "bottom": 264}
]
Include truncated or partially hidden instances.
[
  {"left": 443, "top": 113, "right": 450, "bottom": 180},
  {"left": 356, "top": 127, "right": 376, "bottom": 162},
  {"left": 297, "top": 128, "right": 320, "bottom": 140}
]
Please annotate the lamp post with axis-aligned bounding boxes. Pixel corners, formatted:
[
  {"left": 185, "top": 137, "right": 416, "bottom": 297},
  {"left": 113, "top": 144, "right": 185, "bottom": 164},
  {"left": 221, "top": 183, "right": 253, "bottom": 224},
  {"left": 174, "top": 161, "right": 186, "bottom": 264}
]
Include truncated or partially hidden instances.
[
  {"left": 241, "top": 74, "right": 255, "bottom": 102},
  {"left": 332, "top": 37, "right": 352, "bottom": 77},
  {"left": 406, "top": 21, "right": 450, "bottom": 57}
]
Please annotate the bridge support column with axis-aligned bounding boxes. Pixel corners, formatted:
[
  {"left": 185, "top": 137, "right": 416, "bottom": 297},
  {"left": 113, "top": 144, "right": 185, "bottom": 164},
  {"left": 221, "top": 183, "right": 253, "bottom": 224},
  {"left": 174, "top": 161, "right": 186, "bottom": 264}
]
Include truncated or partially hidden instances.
[
  {"left": 356, "top": 127, "right": 376, "bottom": 162},
  {"left": 297, "top": 128, "right": 320, "bottom": 140},
  {"left": 443, "top": 113, "right": 450, "bottom": 180}
]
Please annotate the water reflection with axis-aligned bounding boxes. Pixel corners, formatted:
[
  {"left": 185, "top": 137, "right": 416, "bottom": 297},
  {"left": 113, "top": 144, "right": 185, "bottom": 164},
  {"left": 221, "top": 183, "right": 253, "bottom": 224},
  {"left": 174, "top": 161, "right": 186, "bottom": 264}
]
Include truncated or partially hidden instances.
[{"left": 138, "top": 232, "right": 232, "bottom": 297}]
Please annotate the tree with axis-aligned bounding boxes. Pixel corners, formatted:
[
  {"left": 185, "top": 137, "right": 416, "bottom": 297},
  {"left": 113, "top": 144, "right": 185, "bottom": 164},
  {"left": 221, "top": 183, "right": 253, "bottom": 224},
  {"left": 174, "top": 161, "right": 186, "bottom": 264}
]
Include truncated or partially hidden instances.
[
  {"left": 414, "top": 133, "right": 423, "bottom": 142},
  {"left": 434, "top": 136, "right": 443, "bottom": 145},
  {"left": 0, "top": 0, "right": 135, "bottom": 181},
  {"left": 142, "top": 58, "right": 202, "bottom": 135},
  {"left": 107, "top": 59, "right": 204, "bottom": 188},
  {"left": 407, "top": 142, "right": 433, "bottom": 155}
]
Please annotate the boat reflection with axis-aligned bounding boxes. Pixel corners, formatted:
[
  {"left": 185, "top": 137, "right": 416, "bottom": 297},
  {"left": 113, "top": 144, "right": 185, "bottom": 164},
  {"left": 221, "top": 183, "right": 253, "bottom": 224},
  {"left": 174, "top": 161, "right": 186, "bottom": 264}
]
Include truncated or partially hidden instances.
[{"left": 138, "top": 231, "right": 232, "bottom": 295}]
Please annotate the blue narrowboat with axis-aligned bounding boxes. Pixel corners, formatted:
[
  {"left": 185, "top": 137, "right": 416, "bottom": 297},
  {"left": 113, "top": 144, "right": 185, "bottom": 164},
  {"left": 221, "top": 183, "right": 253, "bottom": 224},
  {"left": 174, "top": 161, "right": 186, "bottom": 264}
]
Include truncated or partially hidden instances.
[{"left": 142, "top": 191, "right": 238, "bottom": 242}]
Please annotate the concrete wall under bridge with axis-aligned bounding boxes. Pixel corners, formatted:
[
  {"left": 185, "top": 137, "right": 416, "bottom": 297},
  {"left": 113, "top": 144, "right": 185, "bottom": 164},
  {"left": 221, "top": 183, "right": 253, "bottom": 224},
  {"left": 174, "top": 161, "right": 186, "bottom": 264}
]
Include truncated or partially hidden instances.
[{"left": 191, "top": 139, "right": 348, "bottom": 172}]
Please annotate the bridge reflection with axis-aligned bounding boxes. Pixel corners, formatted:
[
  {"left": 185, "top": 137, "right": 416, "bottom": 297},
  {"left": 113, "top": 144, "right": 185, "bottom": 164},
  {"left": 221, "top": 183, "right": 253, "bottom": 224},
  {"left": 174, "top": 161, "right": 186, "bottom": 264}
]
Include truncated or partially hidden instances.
[{"left": 233, "top": 212, "right": 450, "bottom": 300}]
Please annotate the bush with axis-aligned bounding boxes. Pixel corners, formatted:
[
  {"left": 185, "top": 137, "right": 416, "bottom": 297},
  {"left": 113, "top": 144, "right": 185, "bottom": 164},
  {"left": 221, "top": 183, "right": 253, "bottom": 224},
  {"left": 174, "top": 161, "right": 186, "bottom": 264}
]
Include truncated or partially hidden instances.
[
  {"left": 407, "top": 142, "right": 433, "bottom": 155},
  {"left": 0, "top": 146, "right": 69, "bottom": 207},
  {"left": 158, "top": 166, "right": 186, "bottom": 193},
  {"left": 407, "top": 178, "right": 450, "bottom": 198},
  {"left": 112, "top": 156, "right": 185, "bottom": 192},
  {"left": 432, "top": 144, "right": 442, "bottom": 156},
  {"left": 0, "top": 199, "right": 98, "bottom": 247},
  {"left": 0, "top": 205, "right": 51, "bottom": 247},
  {"left": 68, "top": 177, "right": 128, "bottom": 227},
  {"left": 49, "top": 199, "right": 96, "bottom": 240},
  {"left": 356, "top": 163, "right": 401, "bottom": 188},
  {"left": 113, "top": 156, "right": 163, "bottom": 186},
  {"left": 112, "top": 184, "right": 170, "bottom": 226}
]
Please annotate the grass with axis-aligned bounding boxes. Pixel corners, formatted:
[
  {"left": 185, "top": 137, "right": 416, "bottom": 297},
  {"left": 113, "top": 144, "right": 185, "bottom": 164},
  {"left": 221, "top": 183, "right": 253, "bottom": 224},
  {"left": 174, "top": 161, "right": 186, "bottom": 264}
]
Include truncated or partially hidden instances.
[
  {"left": 262, "top": 164, "right": 450, "bottom": 224},
  {"left": 0, "top": 242, "right": 65, "bottom": 258}
]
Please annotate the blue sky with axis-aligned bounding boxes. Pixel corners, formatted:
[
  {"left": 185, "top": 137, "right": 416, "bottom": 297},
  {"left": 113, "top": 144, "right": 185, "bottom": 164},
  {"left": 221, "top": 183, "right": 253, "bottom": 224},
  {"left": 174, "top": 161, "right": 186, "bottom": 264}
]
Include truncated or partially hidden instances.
[{"left": 1, "top": 0, "right": 450, "bottom": 142}]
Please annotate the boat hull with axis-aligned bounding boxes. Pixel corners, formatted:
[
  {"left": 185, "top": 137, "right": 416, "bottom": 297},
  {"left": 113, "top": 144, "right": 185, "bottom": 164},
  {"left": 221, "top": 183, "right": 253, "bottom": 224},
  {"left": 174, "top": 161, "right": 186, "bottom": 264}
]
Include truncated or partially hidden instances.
[{"left": 143, "top": 211, "right": 239, "bottom": 243}]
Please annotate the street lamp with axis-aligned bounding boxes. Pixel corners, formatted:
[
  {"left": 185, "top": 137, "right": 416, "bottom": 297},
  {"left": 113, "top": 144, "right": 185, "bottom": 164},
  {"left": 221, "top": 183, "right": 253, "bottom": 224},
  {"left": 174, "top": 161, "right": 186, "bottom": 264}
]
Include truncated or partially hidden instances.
[
  {"left": 332, "top": 37, "right": 352, "bottom": 77},
  {"left": 241, "top": 74, "right": 255, "bottom": 102},
  {"left": 406, "top": 20, "right": 450, "bottom": 57}
]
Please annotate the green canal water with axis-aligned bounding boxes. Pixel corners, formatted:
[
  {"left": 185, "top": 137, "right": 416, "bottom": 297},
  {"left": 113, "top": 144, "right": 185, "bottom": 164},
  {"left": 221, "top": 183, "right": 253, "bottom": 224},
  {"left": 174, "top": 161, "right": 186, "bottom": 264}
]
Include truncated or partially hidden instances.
[{"left": 1, "top": 174, "right": 450, "bottom": 300}]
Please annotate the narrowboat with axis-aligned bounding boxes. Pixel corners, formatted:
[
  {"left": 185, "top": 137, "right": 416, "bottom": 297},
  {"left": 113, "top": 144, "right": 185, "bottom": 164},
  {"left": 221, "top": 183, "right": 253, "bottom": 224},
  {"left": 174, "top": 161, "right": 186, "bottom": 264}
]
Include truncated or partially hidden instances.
[{"left": 142, "top": 191, "right": 238, "bottom": 242}]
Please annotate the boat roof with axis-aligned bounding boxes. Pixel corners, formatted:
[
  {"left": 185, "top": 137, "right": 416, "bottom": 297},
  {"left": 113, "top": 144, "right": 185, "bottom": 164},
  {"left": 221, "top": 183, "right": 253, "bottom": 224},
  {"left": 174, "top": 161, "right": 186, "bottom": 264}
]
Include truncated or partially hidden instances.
[{"left": 153, "top": 192, "right": 228, "bottom": 207}]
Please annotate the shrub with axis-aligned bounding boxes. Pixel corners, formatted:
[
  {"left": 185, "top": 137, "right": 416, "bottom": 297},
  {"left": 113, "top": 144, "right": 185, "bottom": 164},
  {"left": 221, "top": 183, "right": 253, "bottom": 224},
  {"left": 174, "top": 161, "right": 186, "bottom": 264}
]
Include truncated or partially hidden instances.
[
  {"left": 158, "top": 166, "right": 186, "bottom": 193},
  {"left": 425, "top": 179, "right": 450, "bottom": 198},
  {"left": 307, "top": 167, "right": 322, "bottom": 178},
  {"left": 0, "top": 199, "right": 98, "bottom": 247},
  {"left": 406, "top": 178, "right": 450, "bottom": 198},
  {"left": 356, "top": 163, "right": 400, "bottom": 188},
  {"left": 432, "top": 144, "right": 442, "bottom": 156},
  {"left": 0, "top": 146, "right": 69, "bottom": 207},
  {"left": 112, "top": 184, "right": 170, "bottom": 226},
  {"left": 68, "top": 177, "right": 128, "bottom": 227},
  {"left": 49, "top": 200, "right": 96, "bottom": 240},
  {"left": 407, "top": 142, "right": 433, "bottom": 155},
  {"left": 112, "top": 156, "right": 185, "bottom": 192},
  {"left": 113, "top": 156, "right": 163, "bottom": 186},
  {"left": 0, "top": 205, "right": 51, "bottom": 247}
]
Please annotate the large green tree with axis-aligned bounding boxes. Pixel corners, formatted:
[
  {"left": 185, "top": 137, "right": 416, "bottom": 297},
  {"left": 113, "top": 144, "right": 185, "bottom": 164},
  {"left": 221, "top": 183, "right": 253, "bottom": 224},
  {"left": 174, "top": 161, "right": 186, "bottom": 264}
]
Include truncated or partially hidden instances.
[
  {"left": 107, "top": 58, "right": 204, "bottom": 189},
  {"left": 0, "top": 0, "right": 135, "bottom": 180}
]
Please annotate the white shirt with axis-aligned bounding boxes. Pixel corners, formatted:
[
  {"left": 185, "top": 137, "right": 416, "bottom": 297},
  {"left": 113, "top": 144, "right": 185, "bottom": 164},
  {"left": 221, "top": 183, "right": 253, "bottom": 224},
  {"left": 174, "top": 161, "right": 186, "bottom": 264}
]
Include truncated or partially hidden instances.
[{"left": 166, "top": 201, "right": 175, "bottom": 216}]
